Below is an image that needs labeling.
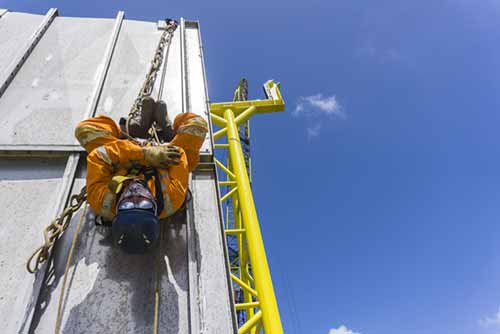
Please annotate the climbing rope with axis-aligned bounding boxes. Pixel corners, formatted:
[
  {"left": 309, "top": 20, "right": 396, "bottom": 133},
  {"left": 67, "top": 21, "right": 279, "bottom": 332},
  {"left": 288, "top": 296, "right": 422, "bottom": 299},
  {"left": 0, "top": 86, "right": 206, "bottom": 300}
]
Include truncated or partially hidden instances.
[
  {"left": 55, "top": 203, "right": 88, "bottom": 334},
  {"left": 26, "top": 186, "right": 87, "bottom": 274}
]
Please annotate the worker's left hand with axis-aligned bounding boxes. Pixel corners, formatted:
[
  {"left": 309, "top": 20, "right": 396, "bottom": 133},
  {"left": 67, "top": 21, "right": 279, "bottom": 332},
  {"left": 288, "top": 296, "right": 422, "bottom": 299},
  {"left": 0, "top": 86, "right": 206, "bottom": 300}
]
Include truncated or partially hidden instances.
[{"left": 143, "top": 144, "right": 181, "bottom": 168}]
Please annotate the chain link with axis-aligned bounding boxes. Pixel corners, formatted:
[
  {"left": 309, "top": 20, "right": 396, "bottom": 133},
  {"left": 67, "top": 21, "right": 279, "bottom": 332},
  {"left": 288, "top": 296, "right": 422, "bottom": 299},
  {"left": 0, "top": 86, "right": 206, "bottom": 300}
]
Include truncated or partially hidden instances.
[
  {"left": 27, "top": 186, "right": 87, "bottom": 273},
  {"left": 126, "top": 19, "right": 178, "bottom": 137}
]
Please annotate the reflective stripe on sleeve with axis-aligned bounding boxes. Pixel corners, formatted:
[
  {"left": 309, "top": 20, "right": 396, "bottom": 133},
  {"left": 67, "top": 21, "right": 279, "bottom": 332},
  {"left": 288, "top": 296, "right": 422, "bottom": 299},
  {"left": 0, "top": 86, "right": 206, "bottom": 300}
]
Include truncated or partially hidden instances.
[
  {"left": 101, "top": 191, "right": 116, "bottom": 219},
  {"left": 160, "top": 178, "right": 176, "bottom": 217},
  {"left": 185, "top": 116, "right": 208, "bottom": 129},
  {"left": 177, "top": 125, "right": 207, "bottom": 138},
  {"left": 95, "top": 145, "right": 113, "bottom": 166},
  {"left": 75, "top": 125, "right": 111, "bottom": 147},
  {"left": 177, "top": 116, "right": 208, "bottom": 138}
]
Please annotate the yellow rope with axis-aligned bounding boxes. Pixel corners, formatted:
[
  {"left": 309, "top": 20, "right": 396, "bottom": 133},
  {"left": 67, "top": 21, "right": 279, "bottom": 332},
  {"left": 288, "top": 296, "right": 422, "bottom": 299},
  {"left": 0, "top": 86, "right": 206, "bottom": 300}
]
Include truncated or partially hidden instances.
[
  {"left": 55, "top": 204, "right": 88, "bottom": 334},
  {"left": 153, "top": 222, "right": 164, "bottom": 334}
]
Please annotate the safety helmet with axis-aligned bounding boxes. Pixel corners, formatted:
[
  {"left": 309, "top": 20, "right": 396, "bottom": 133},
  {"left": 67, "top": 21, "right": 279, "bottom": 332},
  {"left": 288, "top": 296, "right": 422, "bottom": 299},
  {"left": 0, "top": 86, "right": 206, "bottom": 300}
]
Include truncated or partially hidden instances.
[{"left": 112, "top": 180, "right": 160, "bottom": 254}]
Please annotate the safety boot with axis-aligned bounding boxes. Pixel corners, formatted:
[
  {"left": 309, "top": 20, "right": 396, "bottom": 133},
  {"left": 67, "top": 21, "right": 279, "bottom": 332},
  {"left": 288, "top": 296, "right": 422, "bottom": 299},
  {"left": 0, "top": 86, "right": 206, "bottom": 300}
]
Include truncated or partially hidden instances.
[
  {"left": 120, "top": 96, "right": 155, "bottom": 139},
  {"left": 153, "top": 100, "right": 176, "bottom": 142}
]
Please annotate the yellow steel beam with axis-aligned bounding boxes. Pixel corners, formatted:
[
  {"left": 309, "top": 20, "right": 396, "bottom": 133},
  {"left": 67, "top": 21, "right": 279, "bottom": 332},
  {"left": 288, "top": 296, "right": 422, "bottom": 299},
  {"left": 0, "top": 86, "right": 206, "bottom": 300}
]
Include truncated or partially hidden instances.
[
  {"left": 214, "top": 143, "right": 229, "bottom": 149},
  {"left": 225, "top": 228, "right": 245, "bottom": 235},
  {"left": 238, "top": 311, "right": 262, "bottom": 334},
  {"left": 219, "top": 181, "right": 237, "bottom": 187},
  {"left": 210, "top": 80, "right": 284, "bottom": 116},
  {"left": 214, "top": 158, "right": 235, "bottom": 179},
  {"left": 234, "top": 106, "right": 257, "bottom": 126},
  {"left": 211, "top": 99, "right": 284, "bottom": 116},
  {"left": 213, "top": 127, "right": 227, "bottom": 140},
  {"left": 221, "top": 186, "right": 238, "bottom": 203},
  {"left": 211, "top": 113, "right": 227, "bottom": 127},
  {"left": 231, "top": 274, "right": 258, "bottom": 297},
  {"left": 225, "top": 108, "right": 283, "bottom": 334},
  {"left": 235, "top": 301, "right": 260, "bottom": 310}
]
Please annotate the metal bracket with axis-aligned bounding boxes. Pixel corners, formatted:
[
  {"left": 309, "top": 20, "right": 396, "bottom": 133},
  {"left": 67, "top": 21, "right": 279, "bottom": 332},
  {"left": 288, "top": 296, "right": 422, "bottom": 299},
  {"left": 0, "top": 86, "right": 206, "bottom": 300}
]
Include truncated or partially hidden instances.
[
  {"left": 263, "top": 80, "right": 282, "bottom": 102},
  {"left": 210, "top": 80, "right": 285, "bottom": 116},
  {"left": 157, "top": 20, "right": 167, "bottom": 30},
  {"left": 157, "top": 19, "right": 177, "bottom": 30}
]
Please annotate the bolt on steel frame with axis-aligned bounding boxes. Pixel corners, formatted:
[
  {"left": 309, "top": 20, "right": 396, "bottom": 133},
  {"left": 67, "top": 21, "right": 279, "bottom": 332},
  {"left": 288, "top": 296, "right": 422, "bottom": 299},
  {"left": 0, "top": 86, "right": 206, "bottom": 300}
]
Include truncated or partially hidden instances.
[{"left": 210, "top": 80, "right": 284, "bottom": 334}]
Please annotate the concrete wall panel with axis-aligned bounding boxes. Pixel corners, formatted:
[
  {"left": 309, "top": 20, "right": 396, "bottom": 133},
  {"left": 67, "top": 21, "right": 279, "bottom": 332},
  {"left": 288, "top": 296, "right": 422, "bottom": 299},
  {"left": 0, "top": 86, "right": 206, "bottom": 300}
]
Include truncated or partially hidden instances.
[
  {"left": 0, "top": 10, "right": 236, "bottom": 334},
  {"left": 0, "top": 12, "right": 44, "bottom": 75},
  {"left": 0, "top": 16, "right": 114, "bottom": 146}
]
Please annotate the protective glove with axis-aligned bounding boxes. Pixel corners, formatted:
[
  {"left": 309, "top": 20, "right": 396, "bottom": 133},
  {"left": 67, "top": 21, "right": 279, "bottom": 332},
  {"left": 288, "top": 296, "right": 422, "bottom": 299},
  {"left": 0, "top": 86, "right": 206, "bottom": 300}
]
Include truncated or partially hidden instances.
[{"left": 143, "top": 144, "right": 181, "bottom": 168}]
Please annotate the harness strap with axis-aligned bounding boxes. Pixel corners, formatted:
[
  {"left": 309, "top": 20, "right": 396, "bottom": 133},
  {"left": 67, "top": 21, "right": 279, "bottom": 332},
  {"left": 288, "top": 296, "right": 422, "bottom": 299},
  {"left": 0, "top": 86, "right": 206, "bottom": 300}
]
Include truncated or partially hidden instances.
[
  {"left": 109, "top": 175, "right": 137, "bottom": 194},
  {"left": 143, "top": 168, "right": 165, "bottom": 215}
]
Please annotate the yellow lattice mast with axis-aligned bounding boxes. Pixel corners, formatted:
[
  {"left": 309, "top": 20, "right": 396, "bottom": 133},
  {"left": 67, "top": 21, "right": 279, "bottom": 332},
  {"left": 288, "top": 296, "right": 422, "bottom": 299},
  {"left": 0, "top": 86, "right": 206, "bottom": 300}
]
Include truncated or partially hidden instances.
[{"left": 211, "top": 80, "right": 284, "bottom": 334}]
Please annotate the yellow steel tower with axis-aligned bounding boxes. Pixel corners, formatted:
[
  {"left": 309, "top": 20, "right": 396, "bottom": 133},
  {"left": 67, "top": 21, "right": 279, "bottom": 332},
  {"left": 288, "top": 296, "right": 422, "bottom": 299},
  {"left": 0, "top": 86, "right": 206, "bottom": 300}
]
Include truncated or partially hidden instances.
[{"left": 210, "top": 80, "right": 284, "bottom": 334}]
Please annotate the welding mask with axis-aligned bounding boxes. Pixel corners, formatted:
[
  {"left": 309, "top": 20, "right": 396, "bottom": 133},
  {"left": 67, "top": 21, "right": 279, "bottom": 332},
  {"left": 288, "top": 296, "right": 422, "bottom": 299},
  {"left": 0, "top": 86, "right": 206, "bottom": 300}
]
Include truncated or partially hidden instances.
[{"left": 112, "top": 179, "right": 160, "bottom": 254}]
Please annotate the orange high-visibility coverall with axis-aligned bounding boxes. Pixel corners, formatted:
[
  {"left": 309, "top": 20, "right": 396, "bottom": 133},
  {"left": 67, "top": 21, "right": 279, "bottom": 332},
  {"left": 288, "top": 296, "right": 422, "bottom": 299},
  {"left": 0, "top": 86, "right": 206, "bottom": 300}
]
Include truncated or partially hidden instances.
[{"left": 75, "top": 113, "right": 208, "bottom": 220}]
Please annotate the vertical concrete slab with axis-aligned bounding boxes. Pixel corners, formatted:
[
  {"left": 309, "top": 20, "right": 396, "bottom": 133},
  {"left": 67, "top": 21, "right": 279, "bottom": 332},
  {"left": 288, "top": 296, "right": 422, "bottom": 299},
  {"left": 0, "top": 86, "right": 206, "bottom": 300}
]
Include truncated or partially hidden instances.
[
  {"left": 0, "top": 157, "right": 65, "bottom": 333},
  {"left": 0, "top": 16, "right": 115, "bottom": 146},
  {"left": 95, "top": 19, "right": 174, "bottom": 120},
  {"left": 0, "top": 12, "right": 44, "bottom": 75},
  {"left": 189, "top": 172, "right": 236, "bottom": 334}
]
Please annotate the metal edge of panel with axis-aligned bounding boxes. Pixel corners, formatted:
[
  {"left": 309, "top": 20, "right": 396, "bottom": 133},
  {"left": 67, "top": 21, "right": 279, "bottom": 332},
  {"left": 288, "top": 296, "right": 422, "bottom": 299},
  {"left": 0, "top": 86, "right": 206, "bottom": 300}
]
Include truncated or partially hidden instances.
[
  {"left": 180, "top": 18, "right": 188, "bottom": 114},
  {"left": 183, "top": 19, "right": 212, "bottom": 164},
  {"left": 0, "top": 150, "right": 71, "bottom": 158},
  {"left": 19, "top": 11, "right": 125, "bottom": 333},
  {"left": 187, "top": 19, "right": 214, "bottom": 163},
  {"left": 183, "top": 17, "right": 237, "bottom": 333},
  {"left": 185, "top": 19, "right": 239, "bottom": 333},
  {"left": 0, "top": 145, "right": 84, "bottom": 152},
  {"left": 0, "top": 9, "right": 8, "bottom": 18},
  {"left": 208, "top": 159, "right": 240, "bottom": 334},
  {"left": 186, "top": 174, "right": 200, "bottom": 334},
  {"left": 182, "top": 17, "right": 200, "bottom": 334},
  {"left": 0, "top": 8, "right": 58, "bottom": 98},
  {"left": 196, "top": 19, "right": 239, "bottom": 332}
]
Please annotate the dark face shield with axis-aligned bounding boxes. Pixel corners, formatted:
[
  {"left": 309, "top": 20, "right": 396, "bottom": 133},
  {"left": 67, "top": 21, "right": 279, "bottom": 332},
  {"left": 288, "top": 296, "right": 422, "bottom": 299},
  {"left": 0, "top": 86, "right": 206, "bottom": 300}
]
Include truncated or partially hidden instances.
[{"left": 112, "top": 180, "right": 160, "bottom": 254}]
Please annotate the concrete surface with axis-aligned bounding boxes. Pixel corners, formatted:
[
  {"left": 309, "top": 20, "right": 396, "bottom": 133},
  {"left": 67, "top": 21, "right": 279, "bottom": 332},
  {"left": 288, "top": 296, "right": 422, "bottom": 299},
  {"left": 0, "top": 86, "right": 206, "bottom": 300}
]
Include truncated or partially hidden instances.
[{"left": 0, "top": 9, "right": 236, "bottom": 334}]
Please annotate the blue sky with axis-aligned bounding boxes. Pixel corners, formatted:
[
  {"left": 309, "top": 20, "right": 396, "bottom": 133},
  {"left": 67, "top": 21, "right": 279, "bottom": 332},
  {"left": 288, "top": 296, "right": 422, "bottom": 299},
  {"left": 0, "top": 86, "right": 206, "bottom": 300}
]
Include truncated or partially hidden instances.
[{"left": 3, "top": 1, "right": 500, "bottom": 333}]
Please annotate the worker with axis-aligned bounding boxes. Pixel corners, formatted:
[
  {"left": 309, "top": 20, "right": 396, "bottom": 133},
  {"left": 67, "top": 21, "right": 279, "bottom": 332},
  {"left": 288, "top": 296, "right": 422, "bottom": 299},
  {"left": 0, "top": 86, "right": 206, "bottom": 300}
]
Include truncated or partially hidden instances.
[{"left": 75, "top": 97, "right": 208, "bottom": 254}]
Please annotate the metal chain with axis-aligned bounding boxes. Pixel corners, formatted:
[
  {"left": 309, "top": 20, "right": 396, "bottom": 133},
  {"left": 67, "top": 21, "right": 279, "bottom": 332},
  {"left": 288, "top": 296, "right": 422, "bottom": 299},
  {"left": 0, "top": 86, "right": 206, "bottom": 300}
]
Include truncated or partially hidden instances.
[
  {"left": 126, "top": 19, "right": 178, "bottom": 137},
  {"left": 27, "top": 186, "right": 87, "bottom": 274}
]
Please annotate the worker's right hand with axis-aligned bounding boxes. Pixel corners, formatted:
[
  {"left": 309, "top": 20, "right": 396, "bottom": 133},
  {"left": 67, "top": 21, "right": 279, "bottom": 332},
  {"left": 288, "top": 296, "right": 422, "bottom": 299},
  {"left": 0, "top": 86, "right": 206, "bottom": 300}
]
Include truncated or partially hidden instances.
[{"left": 143, "top": 144, "right": 181, "bottom": 168}]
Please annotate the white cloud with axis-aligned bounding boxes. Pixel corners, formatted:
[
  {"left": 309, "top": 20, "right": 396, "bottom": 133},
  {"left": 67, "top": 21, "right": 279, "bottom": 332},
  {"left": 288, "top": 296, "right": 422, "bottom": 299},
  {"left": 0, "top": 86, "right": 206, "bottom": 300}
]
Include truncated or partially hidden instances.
[
  {"left": 329, "top": 325, "right": 361, "bottom": 334},
  {"left": 306, "top": 123, "right": 321, "bottom": 140},
  {"left": 357, "top": 40, "right": 402, "bottom": 64},
  {"left": 294, "top": 94, "right": 345, "bottom": 119},
  {"left": 479, "top": 307, "right": 500, "bottom": 327}
]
